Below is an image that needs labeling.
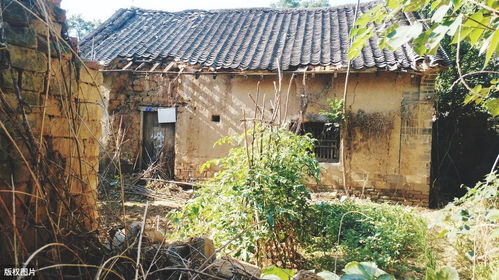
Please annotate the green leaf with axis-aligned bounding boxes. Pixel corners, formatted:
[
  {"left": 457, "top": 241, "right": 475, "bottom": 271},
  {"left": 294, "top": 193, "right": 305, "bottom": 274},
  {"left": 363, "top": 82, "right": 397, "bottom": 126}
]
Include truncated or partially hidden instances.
[
  {"left": 483, "top": 98, "right": 499, "bottom": 117},
  {"left": 261, "top": 266, "right": 296, "bottom": 280},
  {"left": 438, "top": 229, "right": 450, "bottom": 238},
  {"left": 485, "top": 29, "right": 499, "bottom": 66},
  {"left": 452, "top": 0, "right": 465, "bottom": 11},
  {"left": 434, "top": 267, "right": 460, "bottom": 280},
  {"left": 387, "top": 22, "right": 423, "bottom": 49},
  {"left": 432, "top": 4, "right": 450, "bottom": 23},
  {"left": 340, "top": 275, "right": 366, "bottom": 280},
  {"left": 447, "top": 14, "right": 463, "bottom": 37},
  {"left": 386, "top": 0, "right": 401, "bottom": 10},
  {"left": 356, "top": 13, "right": 371, "bottom": 28},
  {"left": 343, "top": 262, "right": 388, "bottom": 279},
  {"left": 377, "top": 275, "right": 395, "bottom": 280},
  {"left": 262, "top": 275, "right": 283, "bottom": 280}
]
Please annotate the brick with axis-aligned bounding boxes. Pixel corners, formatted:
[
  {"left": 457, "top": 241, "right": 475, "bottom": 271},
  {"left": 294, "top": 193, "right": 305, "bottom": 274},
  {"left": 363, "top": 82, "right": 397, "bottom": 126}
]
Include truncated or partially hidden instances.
[
  {"left": 21, "top": 71, "right": 45, "bottom": 92},
  {"left": 78, "top": 102, "right": 104, "bottom": 121},
  {"left": 0, "top": 69, "right": 17, "bottom": 89},
  {"left": 3, "top": 22, "right": 37, "bottom": 48},
  {"left": 79, "top": 68, "right": 103, "bottom": 85},
  {"left": 1, "top": 0, "right": 36, "bottom": 26},
  {"left": 37, "top": 35, "right": 72, "bottom": 59},
  {"left": 8, "top": 46, "right": 47, "bottom": 72},
  {"left": 20, "top": 90, "right": 40, "bottom": 106},
  {"left": 29, "top": 19, "right": 62, "bottom": 39},
  {"left": 77, "top": 83, "right": 103, "bottom": 103}
]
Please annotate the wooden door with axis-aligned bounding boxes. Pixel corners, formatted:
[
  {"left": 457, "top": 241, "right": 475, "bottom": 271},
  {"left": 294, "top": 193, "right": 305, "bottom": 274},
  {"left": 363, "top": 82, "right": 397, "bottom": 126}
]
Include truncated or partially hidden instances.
[{"left": 142, "top": 111, "right": 175, "bottom": 178}]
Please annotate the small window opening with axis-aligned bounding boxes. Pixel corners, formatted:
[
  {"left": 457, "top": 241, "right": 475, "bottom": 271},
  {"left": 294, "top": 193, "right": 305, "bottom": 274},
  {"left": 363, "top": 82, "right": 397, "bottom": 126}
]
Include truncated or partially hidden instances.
[
  {"left": 298, "top": 122, "right": 340, "bottom": 163},
  {"left": 211, "top": 115, "right": 221, "bottom": 122}
]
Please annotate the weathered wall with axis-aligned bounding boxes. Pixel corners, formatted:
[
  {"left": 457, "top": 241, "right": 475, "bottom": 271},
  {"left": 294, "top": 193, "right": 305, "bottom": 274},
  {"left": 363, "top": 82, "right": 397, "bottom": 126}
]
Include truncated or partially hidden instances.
[
  {"left": 0, "top": 0, "right": 103, "bottom": 262},
  {"left": 105, "top": 69, "right": 435, "bottom": 206}
]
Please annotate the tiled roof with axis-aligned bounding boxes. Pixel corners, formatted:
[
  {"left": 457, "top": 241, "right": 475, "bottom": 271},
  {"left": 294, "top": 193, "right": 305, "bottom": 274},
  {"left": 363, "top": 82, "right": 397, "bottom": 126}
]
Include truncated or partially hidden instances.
[{"left": 80, "top": 1, "right": 449, "bottom": 71}]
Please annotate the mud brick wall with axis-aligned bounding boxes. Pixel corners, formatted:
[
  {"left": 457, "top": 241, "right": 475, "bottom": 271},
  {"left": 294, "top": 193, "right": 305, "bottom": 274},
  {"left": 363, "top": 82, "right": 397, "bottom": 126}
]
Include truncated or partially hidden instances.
[
  {"left": 0, "top": 0, "right": 103, "bottom": 262},
  {"left": 103, "top": 70, "right": 436, "bottom": 206},
  {"left": 102, "top": 71, "right": 182, "bottom": 171}
]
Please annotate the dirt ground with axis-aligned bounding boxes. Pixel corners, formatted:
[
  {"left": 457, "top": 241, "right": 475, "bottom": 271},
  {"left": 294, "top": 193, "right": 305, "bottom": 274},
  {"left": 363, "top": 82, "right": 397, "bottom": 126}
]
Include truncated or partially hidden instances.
[{"left": 97, "top": 178, "right": 193, "bottom": 239}]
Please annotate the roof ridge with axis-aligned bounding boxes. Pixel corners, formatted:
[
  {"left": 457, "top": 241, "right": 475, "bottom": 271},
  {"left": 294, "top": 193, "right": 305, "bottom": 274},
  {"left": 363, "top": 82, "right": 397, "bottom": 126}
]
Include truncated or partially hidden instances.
[{"left": 123, "top": 1, "right": 380, "bottom": 15}]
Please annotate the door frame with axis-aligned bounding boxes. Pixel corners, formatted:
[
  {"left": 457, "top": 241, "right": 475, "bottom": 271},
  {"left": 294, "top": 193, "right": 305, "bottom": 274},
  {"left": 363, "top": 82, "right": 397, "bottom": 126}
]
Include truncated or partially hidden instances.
[{"left": 137, "top": 106, "right": 176, "bottom": 175}]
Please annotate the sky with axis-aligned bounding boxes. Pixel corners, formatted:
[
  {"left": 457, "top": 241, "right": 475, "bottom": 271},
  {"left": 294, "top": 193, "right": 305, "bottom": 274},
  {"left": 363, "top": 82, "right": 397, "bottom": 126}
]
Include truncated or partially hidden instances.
[{"left": 61, "top": 0, "right": 367, "bottom": 22}]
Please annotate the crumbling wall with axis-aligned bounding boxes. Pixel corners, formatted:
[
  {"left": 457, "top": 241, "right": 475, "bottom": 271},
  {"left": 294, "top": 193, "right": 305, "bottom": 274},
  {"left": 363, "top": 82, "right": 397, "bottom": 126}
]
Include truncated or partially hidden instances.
[
  {"left": 0, "top": 0, "right": 103, "bottom": 263},
  {"left": 103, "top": 69, "right": 434, "bottom": 206}
]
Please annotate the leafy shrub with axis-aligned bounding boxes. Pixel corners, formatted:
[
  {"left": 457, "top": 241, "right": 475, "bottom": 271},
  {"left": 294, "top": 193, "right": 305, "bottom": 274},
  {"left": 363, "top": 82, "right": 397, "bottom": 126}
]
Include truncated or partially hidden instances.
[
  {"left": 261, "top": 262, "right": 395, "bottom": 280},
  {"left": 169, "top": 126, "right": 320, "bottom": 265},
  {"left": 434, "top": 172, "right": 498, "bottom": 279},
  {"left": 302, "top": 201, "right": 428, "bottom": 272}
]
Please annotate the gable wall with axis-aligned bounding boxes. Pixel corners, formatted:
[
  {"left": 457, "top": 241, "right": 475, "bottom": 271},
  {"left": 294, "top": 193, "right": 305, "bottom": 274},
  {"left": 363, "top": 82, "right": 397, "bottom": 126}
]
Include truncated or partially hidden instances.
[{"left": 104, "top": 70, "right": 435, "bottom": 206}]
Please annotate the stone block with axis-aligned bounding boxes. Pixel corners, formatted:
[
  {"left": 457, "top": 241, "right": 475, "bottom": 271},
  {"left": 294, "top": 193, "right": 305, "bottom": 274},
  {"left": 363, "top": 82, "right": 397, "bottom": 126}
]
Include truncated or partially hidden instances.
[
  {"left": 20, "top": 90, "right": 39, "bottom": 106},
  {"left": 79, "top": 68, "right": 103, "bottom": 85},
  {"left": 29, "top": 19, "right": 62, "bottom": 37},
  {"left": 37, "top": 35, "right": 72, "bottom": 58},
  {"left": 78, "top": 102, "right": 103, "bottom": 121},
  {"left": 75, "top": 120, "right": 102, "bottom": 140},
  {"left": 8, "top": 46, "right": 47, "bottom": 72},
  {"left": 21, "top": 71, "right": 45, "bottom": 92},
  {"left": 0, "top": 69, "right": 17, "bottom": 89},
  {"left": 45, "top": 116, "right": 71, "bottom": 137},
  {"left": 65, "top": 157, "right": 99, "bottom": 178},
  {"left": 39, "top": 95, "right": 62, "bottom": 116},
  {"left": 77, "top": 83, "right": 102, "bottom": 103},
  {"left": 46, "top": 1, "right": 66, "bottom": 23},
  {"left": 1, "top": 0, "right": 35, "bottom": 26},
  {"left": 3, "top": 22, "right": 37, "bottom": 48},
  {"left": 413, "top": 183, "right": 429, "bottom": 192},
  {"left": 211, "top": 257, "right": 261, "bottom": 279}
]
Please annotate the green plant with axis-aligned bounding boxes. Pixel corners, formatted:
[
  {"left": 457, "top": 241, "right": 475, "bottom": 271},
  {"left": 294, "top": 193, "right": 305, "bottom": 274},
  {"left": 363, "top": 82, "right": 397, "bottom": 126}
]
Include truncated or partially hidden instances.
[
  {"left": 433, "top": 172, "right": 498, "bottom": 279},
  {"left": 261, "top": 262, "right": 395, "bottom": 280},
  {"left": 320, "top": 98, "right": 344, "bottom": 126},
  {"left": 340, "top": 262, "right": 395, "bottom": 280},
  {"left": 348, "top": 0, "right": 499, "bottom": 116},
  {"left": 169, "top": 125, "right": 320, "bottom": 265},
  {"left": 302, "top": 201, "right": 428, "bottom": 273},
  {"left": 426, "top": 267, "right": 460, "bottom": 280}
]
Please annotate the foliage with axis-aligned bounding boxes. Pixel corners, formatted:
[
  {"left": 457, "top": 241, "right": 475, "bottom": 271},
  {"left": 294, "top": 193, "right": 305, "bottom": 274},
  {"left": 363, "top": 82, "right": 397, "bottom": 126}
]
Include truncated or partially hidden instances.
[
  {"left": 67, "top": 14, "right": 100, "bottom": 39},
  {"left": 340, "top": 262, "right": 394, "bottom": 280},
  {"left": 261, "top": 262, "right": 394, "bottom": 280},
  {"left": 270, "top": 0, "right": 329, "bottom": 8},
  {"left": 169, "top": 126, "right": 320, "bottom": 264},
  {"left": 431, "top": 36, "right": 498, "bottom": 206},
  {"left": 261, "top": 266, "right": 297, "bottom": 280},
  {"left": 432, "top": 172, "right": 499, "bottom": 279},
  {"left": 302, "top": 201, "right": 428, "bottom": 272},
  {"left": 426, "top": 266, "right": 460, "bottom": 280},
  {"left": 320, "top": 98, "right": 344, "bottom": 125},
  {"left": 348, "top": 0, "right": 499, "bottom": 116}
]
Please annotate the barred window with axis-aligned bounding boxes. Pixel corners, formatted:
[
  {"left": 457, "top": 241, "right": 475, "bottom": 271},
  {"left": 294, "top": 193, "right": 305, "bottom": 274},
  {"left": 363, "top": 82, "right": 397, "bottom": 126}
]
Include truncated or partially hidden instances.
[{"left": 302, "top": 122, "right": 340, "bottom": 163}]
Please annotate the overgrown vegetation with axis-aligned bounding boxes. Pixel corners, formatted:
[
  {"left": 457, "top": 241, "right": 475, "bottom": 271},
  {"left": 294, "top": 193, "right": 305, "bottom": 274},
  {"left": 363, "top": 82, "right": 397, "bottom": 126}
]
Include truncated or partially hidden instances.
[
  {"left": 169, "top": 126, "right": 320, "bottom": 267},
  {"left": 431, "top": 37, "right": 498, "bottom": 207},
  {"left": 432, "top": 172, "right": 498, "bottom": 279},
  {"left": 302, "top": 201, "right": 428, "bottom": 275},
  {"left": 168, "top": 122, "right": 433, "bottom": 276}
]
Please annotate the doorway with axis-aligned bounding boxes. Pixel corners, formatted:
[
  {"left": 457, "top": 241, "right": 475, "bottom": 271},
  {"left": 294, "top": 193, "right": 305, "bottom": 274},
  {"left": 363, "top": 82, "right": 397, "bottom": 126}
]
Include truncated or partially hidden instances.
[{"left": 142, "top": 111, "right": 175, "bottom": 179}]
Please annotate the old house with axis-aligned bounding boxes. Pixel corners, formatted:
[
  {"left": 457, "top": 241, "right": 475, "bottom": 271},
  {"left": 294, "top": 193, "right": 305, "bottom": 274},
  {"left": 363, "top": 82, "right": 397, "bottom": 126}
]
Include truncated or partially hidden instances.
[{"left": 80, "top": 1, "right": 448, "bottom": 206}]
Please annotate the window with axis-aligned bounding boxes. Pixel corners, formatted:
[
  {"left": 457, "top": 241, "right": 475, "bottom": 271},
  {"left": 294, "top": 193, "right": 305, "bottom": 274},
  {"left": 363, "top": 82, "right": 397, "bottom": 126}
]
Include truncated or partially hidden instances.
[
  {"left": 302, "top": 122, "right": 340, "bottom": 163},
  {"left": 211, "top": 115, "right": 221, "bottom": 122}
]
